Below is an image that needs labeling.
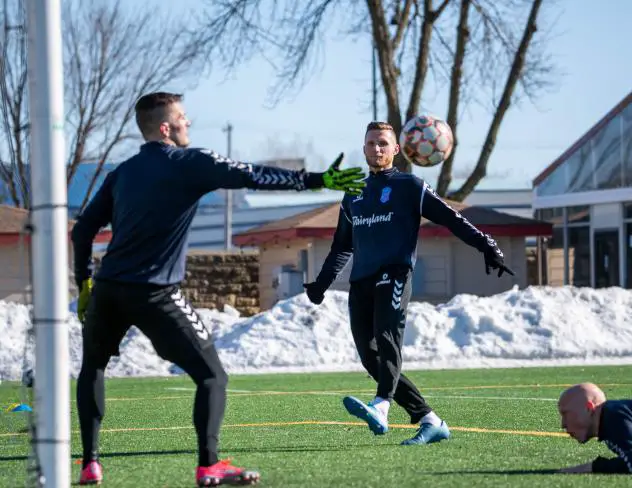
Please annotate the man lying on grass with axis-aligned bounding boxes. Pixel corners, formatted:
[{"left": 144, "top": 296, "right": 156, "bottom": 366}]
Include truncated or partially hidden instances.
[{"left": 558, "top": 382, "right": 632, "bottom": 474}]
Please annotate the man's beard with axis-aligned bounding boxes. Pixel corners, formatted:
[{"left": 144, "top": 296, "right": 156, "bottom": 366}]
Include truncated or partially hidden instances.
[{"left": 367, "top": 157, "right": 392, "bottom": 168}]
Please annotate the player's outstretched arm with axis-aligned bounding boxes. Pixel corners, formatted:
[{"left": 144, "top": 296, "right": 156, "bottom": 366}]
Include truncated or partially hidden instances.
[
  {"left": 418, "top": 180, "right": 514, "bottom": 278},
  {"left": 188, "top": 150, "right": 366, "bottom": 195},
  {"left": 303, "top": 203, "right": 353, "bottom": 305}
]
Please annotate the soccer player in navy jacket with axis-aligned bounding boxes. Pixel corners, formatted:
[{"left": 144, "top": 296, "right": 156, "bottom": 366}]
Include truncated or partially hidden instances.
[
  {"left": 71, "top": 91, "right": 366, "bottom": 486},
  {"left": 558, "top": 383, "right": 632, "bottom": 474},
  {"left": 303, "top": 121, "right": 513, "bottom": 445}
]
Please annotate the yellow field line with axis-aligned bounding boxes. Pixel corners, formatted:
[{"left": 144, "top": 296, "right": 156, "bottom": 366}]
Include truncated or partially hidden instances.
[
  {"left": 108, "top": 395, "right": 193, "bottom": 401},
  {"left": 0, "top": 419, "right": 568, "bottom": 439},
  {"left": 105, "top": 390, "right": 371, "bottom": 401}
]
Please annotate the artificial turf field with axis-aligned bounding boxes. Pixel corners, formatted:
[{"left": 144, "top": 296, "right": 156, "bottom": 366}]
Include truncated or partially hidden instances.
[{"left": 1, "top": 365, "right": 631, "bottom": 487}]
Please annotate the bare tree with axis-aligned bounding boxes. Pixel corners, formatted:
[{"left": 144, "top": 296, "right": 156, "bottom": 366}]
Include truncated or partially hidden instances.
[
  {"left": 197, "top": 0, "right": 556, "bottom": 200},
  {"left": 0, "top": 0, "right": 29, "bottom": 207},
  {"left": 0, "top": 0, "right": 212, "bottom": 210},
  {"left": 442, "top": 0, "right": 549, "bottom": 201}
]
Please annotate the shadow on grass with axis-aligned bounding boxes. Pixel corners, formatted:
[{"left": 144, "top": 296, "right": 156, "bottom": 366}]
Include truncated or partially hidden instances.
[
  {"left": 0, "top": 443, "right": 393, "bottom": 463},
  {"left": 429, "top": 469, "right": 559, "bottom": 475},
  {"left": 0, "top": 449, "right": 197, "bottom": 463}
]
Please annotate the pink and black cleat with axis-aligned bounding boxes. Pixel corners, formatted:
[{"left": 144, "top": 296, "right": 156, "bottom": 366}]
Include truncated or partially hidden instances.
[
  {"left": 196, "top": 459, "right": 260, "bottom": 486},
  {"left": 78, "top": 460, "right": 103, "bottom": 485}
]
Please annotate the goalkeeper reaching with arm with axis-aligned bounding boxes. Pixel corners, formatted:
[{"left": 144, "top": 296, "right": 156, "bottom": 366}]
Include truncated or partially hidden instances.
[
  {"left": 304, "top": 121, "right": 513, "bottom": 446},
  {"left": 70, "top": 91, "right": 366, "bottom": 487}
]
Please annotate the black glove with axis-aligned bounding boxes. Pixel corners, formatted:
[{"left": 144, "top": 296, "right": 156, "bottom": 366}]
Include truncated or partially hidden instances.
[
  {"left": 303, "top": 282, "right": 326, "bottom": 305},
  {"left": 484, "top": 248, "right": 515, "bottom": 277}
]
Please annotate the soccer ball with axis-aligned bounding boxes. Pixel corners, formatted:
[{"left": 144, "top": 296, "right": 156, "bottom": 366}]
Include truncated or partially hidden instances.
[{"left": 399, "top": 114, "right": 454, "bottom": 167}]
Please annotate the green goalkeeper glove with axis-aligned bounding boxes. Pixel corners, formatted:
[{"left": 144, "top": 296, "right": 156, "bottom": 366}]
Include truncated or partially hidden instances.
[
  {"left": 322, "top": 153, "right": 366, "bottom": 196},
  {"left": 77, "top": 278, "right": 93, "bottom": 323}
]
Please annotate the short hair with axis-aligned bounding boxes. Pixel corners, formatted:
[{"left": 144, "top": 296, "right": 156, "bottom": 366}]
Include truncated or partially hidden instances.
[
  {"left": 365, "top": 121, "right": 395, "bottom": 135},
  {"left": 365, "top": 121, "right": 397, "bottom": 144},
  {"left": 134, "top": 92, "right": 183, "bottom": 138}
]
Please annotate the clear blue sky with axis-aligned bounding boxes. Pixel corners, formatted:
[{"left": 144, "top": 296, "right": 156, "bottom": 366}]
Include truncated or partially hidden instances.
[{"left": 150, "top": 0, "right": 632, "bottom": 190}]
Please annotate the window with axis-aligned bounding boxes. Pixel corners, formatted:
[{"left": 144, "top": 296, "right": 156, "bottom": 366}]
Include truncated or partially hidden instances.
[
  {"left": 548, "top": 227, "right": 563, "bottom": 250},
  {"left": 567, "top": 205, "right": 590, "bottom": 224},
  {"left": 627, "top": 223, "right": 632, "bottom": 289},
  {"left": 535, "top": 164, "right": 568, "bottom": 197},
  {"left": 622, "top": 103, "right": 632, "bottom": 186},
  {"left": 569, "top": 226, "right": 591, "bottom": 287},
  {"left": 567, "top": 145, "right": 595, "bottom": 193},
  {"left": 538, "top": 207, "right": 564, "bottom": 224},
  {"left": 592, "top": 116, "right": 624, "bottom": 190}
]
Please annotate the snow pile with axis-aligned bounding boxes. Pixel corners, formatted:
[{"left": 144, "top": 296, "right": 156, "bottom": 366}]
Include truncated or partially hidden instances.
[{"left": 1, "top": 285, "right": 632, "bottom": 380}]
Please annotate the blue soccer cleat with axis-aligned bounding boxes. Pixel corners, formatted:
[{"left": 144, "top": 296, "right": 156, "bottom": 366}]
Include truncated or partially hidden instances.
[
  {"left": 401, "top": 421, "right": 451, "bottom": 445},
  {"left": 342, "top": 396, "right": 388, "bottom": 435}
]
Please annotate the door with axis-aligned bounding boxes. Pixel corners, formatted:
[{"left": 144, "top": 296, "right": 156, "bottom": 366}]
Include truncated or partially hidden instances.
[{"left": 593, "top": 229, "right": 619, "bottom": 288}]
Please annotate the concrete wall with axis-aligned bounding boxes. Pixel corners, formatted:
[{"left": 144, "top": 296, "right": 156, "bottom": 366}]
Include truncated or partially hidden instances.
[
  {"left": 0, "top": 242, "right": 78, "bottom": 304},
  {"left": 0, "top": 243, "right": 30, "bottom": 303},
  {"left": 451, "top": 236, "right": 525, "bottom": 297},
  {"left": 257, "top": 240, "right": 310, "bottom": 310}
]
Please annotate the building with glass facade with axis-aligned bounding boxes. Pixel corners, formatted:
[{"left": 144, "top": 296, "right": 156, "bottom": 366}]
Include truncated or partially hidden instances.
[{"left": 532, "top": 91, "right": 632, "bottom": 288}]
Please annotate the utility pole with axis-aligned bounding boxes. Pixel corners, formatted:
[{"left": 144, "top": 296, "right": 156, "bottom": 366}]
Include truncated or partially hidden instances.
[{"left": 223, "top": 122, "right": 233, "bottom": 250}]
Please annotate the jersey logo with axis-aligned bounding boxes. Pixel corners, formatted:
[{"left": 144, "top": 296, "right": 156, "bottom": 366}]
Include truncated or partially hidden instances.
[
  {"left": 376, "top": 272, "right": 391, "bottom": 286},
  {"left": 352, "top": 192, "right": 364, "bottom": 203},
  {"left": 380, "top": 186, "right": 391, "bottom": 203},
  {"left": 352, "top": 212, "right": 394, "bottom": 227}
]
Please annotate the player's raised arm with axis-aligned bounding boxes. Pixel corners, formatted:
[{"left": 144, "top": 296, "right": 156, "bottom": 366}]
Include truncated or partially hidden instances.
[{"left": 186, "top": 150, "right": 366, "bottom": 195}]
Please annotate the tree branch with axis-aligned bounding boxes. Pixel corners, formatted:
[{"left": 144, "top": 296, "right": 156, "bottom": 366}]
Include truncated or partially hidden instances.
[
  {"left": 448, "top": 0, "right": 543, "bottom": 201},
  {"left": 391, "top": 0, "right": 414, "bottom": 52},
  {"left": 436, "top": 0, "right": 470, "bottom": 196},
  {"left": 60, "top": 0, "right": 212, "bottom": 210},
  {"left": 405, "top": 0, "right": 452, "bottom": 124},
  {"left": 0, "top": 0, "right": 29, "bottom": 207},
  {"left": 366, "top": 0, "right": 402, "bottom": 134},
  {"left": 0, "top": 0, "right": 219, "bottom": 209}
]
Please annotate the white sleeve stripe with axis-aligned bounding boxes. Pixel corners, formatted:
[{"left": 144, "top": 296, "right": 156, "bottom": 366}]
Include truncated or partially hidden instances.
[
  {"left": 341, "top": 204, "right": 352, "bottom": 223},
  {"left": 420, "top": 182, "right": 428, "bottom": 215}
]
